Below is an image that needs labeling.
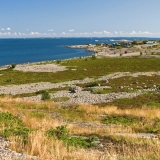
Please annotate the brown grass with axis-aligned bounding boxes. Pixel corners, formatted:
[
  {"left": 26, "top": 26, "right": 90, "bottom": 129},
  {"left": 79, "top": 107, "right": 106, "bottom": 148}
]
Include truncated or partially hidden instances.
[
  {"left": 78, "top": 104, "right": 160, "bottom": 119},
  {"left": 0, "top": 97, "right": 160, "bottom": 159}
]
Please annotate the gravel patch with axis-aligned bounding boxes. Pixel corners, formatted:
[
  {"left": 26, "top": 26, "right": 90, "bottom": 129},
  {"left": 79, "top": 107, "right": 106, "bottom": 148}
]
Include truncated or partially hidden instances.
[
  {"left": 14, "top": 63, "right": 67, "bottom": 72},
  {"left": 51, "top": 90, "right": 143, "bottom": 104}
]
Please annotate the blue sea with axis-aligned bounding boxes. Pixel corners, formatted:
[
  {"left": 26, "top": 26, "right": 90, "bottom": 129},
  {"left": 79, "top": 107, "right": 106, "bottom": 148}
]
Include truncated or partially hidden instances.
[{"left": 0, "top": 37, "right": 160, "bottom": 66}]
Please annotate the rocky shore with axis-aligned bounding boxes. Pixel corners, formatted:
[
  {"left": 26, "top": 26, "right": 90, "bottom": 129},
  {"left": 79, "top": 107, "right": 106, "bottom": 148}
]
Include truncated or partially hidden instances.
[{"left": 67, "top": 42, "right": 160, "bottom": 58}]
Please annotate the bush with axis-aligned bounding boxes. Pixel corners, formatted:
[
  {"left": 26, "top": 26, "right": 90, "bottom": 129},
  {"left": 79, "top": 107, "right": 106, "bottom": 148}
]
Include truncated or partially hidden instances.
[
  {"left": 102, "top": 115, "right": 140, "bottom": 127},
  {"left": 46, "top": 125, "right": 98, "bottom": 148},
  {"left": 91, "top": 55, "right": 96, "bottom": 60},
  {"left": 47, "top": 125, "right": 69, "bottom": 140},
  {"left": 85, "top": 81, "right": 99, "bottom": 87},
  {"left": 56, "top": 59, "right": 61, "bottom": 64},
  {"left": 11, "top": 63, "right": 16, "bottom": 68},
  {"left": 40, "top": 90, "right": 51, "bottom": 100},
  {"left": 0, "top": 112, "right": 31, "bottom": 143}
]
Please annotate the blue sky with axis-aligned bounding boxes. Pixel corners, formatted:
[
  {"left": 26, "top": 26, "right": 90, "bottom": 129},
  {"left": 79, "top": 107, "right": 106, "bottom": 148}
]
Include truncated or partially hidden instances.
[{"left": 1, "top": 0, "right": 160, "bottom": 38}]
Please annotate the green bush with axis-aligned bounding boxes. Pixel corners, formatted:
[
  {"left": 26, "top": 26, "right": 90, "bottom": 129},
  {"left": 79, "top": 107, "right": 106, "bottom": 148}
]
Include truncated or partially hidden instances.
[
  {"left": 11, "top": 63, "right": 16, "bottom": 68},
  {"left": 56, "top": 59, "right": 61, "bottom": 64},
  {"left": 91, "top": 55, "right": 96, "bottom": 60},
  {"left": 46, "top": 125, "right": 98, "bottom": 148},
  {"left": 47, "top": 125, "right": 69, "bottom": 140},
  {"left": 85, "top": 81, "right": 99, "bottom": 87},
  {"left": 102, "top": 115, "right": 140, "bottom": 127},
  {"left": 37, "top": 90, "right": 51, "bottom": 100},
  {"left": 0, "top": 112, "right": 31, "bottom": 142}
]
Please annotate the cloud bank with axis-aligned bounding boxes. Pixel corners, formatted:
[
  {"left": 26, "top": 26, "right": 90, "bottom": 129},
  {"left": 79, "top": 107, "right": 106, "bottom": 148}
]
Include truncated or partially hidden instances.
[{"left": 0, "top": 29, "right": 160, "bottom": 38}]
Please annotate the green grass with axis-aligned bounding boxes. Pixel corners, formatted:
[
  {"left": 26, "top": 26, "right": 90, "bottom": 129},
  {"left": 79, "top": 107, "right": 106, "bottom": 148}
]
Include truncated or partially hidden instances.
[
  {"left": 0, "top": 112, "right": 31, "bottom": 142},
  {"left": 102, "top": 115, "right": 141, "bottom": 127},
  {"left": 46, "top": 125, "right": 98, "bottom": 148},
  {"left": 79, "top": 74, "right": 160, "bottom": 95},
  {"left": 107, "top": 93, "right": 160, "bottom": 109},
  {"left": 0, "top": 57, "right": 160, "bottom": 86},
  {"left": 11, "top": 87, "right": 69, "bottom": 98},
  {"left": 102, "top": 114, "right": 160, "bottom": 133}
]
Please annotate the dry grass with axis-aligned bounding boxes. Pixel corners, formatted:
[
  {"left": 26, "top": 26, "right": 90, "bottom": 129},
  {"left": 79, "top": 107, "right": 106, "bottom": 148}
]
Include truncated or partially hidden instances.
[
  {"left": 78, "top": 104, "right": 160, "bottom": 119},
  {"left": 0, "top": 97, "right": 160, "bottom": 159}
]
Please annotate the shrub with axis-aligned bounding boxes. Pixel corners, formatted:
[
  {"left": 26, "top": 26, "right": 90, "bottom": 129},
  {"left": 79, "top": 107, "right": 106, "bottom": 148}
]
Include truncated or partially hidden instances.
[
  {"left": 102, "top": 115, "right": 140, "bottom": 127},
  {"left": 46, "top": 125, "right": 98, "bottom": 148},
  {"left": 56, "top": 59, "right": 61, "bottom": 64},
  {"left": 47, "top": 125, "right": 69, "bottom": 140},
  {"left": 40, "top": 90, "right": 51, "bottom": 100},
  {"left": 0, "top": 112, "right": 31, "bottom": 143},
  {"left": 85, "top": 81, "right": 99, "bottom": 87},
  {"left": 91, "top": 54, "right": 96, "bottom": 60},
  {"left": 11, "top": 63, "right": 16, "bottom": 68}
]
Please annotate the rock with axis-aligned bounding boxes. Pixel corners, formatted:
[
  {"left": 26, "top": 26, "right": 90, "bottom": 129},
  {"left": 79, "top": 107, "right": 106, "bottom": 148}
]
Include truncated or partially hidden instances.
[
  {"left": 119, "top": 86, "right": 124, "bottom": 89},
  {"left": 69, "top": 85, "right": 82, "bottom": 93}
]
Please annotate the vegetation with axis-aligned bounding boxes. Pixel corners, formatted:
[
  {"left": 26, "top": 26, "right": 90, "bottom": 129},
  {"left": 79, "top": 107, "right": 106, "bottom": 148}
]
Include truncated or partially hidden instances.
[
  {"left": 85, "top": 81, "right": 99, "bottom": 87},
  {"left": 107, "top": 93, "right": 160, "bottom": 109},
  {"left": 0, "top": 53, "right": 160, "bottom": 159},
  {"left": 0, "top": 112, "right": 31, "bottom": 142},
  {"left": 0, "top": 97, "right": 160, "bottom": 159},
  {"left": 11, "top": 63, "right": 16, "bottom": 68},
  {"left": 46, "top": 125, "right": 98, "bottom": 148},
  {"left": 0, "top": 57, "right": 160, "bottom": 86}
]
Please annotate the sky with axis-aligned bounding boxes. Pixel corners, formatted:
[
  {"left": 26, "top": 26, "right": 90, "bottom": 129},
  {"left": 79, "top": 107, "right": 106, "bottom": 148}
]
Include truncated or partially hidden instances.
[{"left": 1, "top": 0, "right": 160, "bottom": 38}]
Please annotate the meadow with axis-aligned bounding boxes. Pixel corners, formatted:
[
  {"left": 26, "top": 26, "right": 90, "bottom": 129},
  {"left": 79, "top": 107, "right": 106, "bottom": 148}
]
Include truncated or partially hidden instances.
[{"left": 0, "top": 56, "right": 160, "bottom": 159}]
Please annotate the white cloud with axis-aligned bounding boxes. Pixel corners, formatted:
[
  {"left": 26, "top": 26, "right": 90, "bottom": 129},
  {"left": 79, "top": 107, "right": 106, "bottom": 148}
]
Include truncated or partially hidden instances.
[
  {"left": 29, "top": 32, "right": 40, "bottom": 35},
  {"left": 62, "top": 32, "right": 66, "bottom": 35},
  {"left": 6, "top": 28, "right": 11, "bottom": 31},
  {"left": 1, "top": 28, "right": 5, "bottom": 31},
  {"left": 103, "top": 30, "right": 111, "bottom": 35},
  {"left": 93, "top": 31, "right": 103, "bottom": 34},
  {"left": 69, "top": 29, "right": 74, "bottom": 32},
  {"left": 0, "top": 32, "right": 10, "bottom": 36},
  {"left": 129, "top": 30, "right": 154, "bottom": 35},
  {"left": 18, "top": 32, "right": 24, "bottom": 36},
  {"left": 3, "top": 32, "right": 11, "bottom": 35},
  {"left": 130, "top": 31, "right": 136, "bottom": 35}
]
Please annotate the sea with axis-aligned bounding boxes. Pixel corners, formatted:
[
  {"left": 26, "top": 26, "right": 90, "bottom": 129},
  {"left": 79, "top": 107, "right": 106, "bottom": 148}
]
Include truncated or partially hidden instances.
[{"left": 0, "top": 37, "right": 160, "bottom": 66}]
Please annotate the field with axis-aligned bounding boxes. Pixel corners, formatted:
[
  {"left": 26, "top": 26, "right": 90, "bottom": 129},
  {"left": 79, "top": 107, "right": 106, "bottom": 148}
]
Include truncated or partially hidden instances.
[{"left": 0, "top": 56, "right": 160, "bottom": 159}]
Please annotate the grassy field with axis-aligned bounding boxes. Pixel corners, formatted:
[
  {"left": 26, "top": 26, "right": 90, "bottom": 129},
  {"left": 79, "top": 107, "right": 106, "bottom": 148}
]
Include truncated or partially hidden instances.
[
  {"left": 0, "top": 57, "right": 160, "bottom": 85},
  {"left": 0, "top": 56, "right": 160, "bottom": 159},
  {"left": 0, "top": 97, "right": 160, "bottom": 159}
]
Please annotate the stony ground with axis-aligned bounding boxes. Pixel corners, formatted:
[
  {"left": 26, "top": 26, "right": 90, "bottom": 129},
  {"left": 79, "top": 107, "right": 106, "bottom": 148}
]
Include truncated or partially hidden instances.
[
  {"left": 0, "top": 63, "right": 160, "bottom": 159},
  {"left": 14, "top": 63, "right": 67, "bottom": 72},
  {"left": 0, "top": 71, "right": 159, "bottom": 104},
  {"left": 0, "top": 137, "right": 37, "bottom": 160}
]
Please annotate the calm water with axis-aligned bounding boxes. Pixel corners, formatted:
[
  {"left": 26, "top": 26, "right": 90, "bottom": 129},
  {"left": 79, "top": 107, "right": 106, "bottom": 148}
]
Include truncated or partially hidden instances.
[{"left": 0, "top": 37, "right": 160, "bottom": 66}]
